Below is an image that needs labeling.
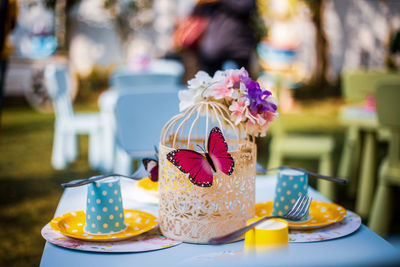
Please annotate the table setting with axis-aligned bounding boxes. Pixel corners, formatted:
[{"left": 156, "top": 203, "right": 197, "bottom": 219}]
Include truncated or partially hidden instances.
[
  {"left": 40, "top": 68, "right": 399, "bottom": 266},
  {"left": 42, "top": 166, "right": 360, "bottom": 250}
]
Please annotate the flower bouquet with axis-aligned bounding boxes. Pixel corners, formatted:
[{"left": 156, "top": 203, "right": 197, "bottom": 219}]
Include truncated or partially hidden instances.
[
  {"left": 178, "top": 68, "right": 278, "bottom": 137},
  {"left": 158, "top": 68, "right": 278, "bottom": 243}
]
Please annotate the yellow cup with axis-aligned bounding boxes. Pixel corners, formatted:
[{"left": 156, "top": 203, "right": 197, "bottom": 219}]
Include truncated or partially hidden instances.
[{"left": 244, "top": 217, "right": 289, "bottom": 253}]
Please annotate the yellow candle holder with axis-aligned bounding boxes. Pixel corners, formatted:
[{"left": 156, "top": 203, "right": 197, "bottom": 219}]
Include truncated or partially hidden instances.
[{"left": 244, "top": 217, "right": 289, "bottom": 253}]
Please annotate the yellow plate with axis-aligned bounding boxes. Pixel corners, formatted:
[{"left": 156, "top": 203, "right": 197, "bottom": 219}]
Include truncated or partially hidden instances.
[
  {"left": 50, "top": 209, "right": 158, "bottom": 242},
  {"left": 255, "top": 201, "right": 347, "bottom": 230},
  {"left": 137, "top": 177, "right": 159, "bottom": 191}
]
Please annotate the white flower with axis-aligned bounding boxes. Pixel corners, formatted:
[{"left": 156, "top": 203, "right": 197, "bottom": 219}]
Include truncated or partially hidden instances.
[
  {"left": 178, "top": 89, "right": 203, "bottom": 111},
  {"left": 239, "top": 81, "right": 248, "bottom": 94},
  {"left": 188, "top": 71, "right": 213, "bottom": 90},
  {"left": 179, "top": 71, "right": 214, "bottom": 111},
  {"left": 212, "top": 70, "right": 226, "bottom": 82}
]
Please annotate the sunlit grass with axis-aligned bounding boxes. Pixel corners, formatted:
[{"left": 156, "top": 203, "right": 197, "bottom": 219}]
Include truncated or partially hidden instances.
[{"left": 0, "top": 104, "right": 98, "bottom": 266}]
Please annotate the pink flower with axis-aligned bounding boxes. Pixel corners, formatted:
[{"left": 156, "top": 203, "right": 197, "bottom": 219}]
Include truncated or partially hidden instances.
[
  {"left": 229, "top": 97, "right": 249, "bottom": 125},
  {"left": 246, "top": 110, "right": 278, "bottom": 137},
  {"left": 225, "top": 68, "right": 247, "bottom": 89},
  {"left": 209, "top": 68, "right": 248, "bottom": 100},
  {"left": 210, "top": 79, "right": 238, "bottom": 100}
]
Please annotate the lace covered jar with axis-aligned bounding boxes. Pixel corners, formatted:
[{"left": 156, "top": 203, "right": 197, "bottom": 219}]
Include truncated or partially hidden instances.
[{"left": 158, "top": 101, "right": 257, "bottom": 243}]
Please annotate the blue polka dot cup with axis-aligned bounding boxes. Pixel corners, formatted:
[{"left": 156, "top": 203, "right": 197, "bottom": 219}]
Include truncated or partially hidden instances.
[
  {"left": 272, "top": 169, "right": 309, "bottom": 222},
  {"left": 84, "top": 177, "right": 126, "bottom": 234}
]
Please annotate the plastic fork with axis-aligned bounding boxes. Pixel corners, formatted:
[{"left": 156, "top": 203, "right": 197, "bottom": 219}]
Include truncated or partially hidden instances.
[
  {"left": 208, "top": 195, "right": 312, "bottom": 245},
  {"left": 61, "top": 164, "right": 149, "bottom": 188}
]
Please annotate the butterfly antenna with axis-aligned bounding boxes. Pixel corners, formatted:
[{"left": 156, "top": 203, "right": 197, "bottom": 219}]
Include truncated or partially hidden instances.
[
  {"left": 154, "top": 145, "right": 159, "bottom": 160},
  {"left": 196, "top": 144, "right": 206, "bottom": 153}
]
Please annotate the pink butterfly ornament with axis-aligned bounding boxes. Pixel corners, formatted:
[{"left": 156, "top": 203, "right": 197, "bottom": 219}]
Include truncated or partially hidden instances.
[
  {"left": 142, "top": 158, "right": 159, "bottom": 182},
  {"left": 167, "top": 127, "right": 234, "bottom": 187}
]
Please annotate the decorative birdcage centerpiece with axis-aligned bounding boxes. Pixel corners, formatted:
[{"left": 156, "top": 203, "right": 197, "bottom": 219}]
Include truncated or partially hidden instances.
[{"left": 158, "top": 68, "right": 278, "bottom": 243}]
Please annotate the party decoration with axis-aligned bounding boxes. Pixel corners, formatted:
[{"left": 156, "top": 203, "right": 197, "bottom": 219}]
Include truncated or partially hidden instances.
[
  {"left": 255, "top": 203, "right": 360, "bottom": 243},
  {"left": 256, "top": 201, "right": 347, "bottom": 230},
  {"left": 158, "top": 67, "right": 268, "bottom": 243},
  {"left": 178, "top": 68, "right": 278, "bottom": 137},
  {"left": 85, "top": 177, "right": 126, "bottom": 234},
  {"left": 143, "top": 158, "right": 159, "bottom": 182},
  {"left": 129, "top": 146, "right": 159, "bottom": 182},
  {"left": 167, "top": 127, "right": 234, "bottom": 187},
  {"left": 42, "top": 224, "right": 182, "bottom": 252},
  {"left": 244, "top": 218, "right": 289, "bottom": 253},
  {"left": 272, "top": 168, "right": 309, "bottom": 221},
  {"left": 50, "top": 209, "right": 158, "bottom": 241}
]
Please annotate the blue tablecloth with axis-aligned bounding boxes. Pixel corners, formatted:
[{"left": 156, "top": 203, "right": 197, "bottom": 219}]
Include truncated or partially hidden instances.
[{"left": 40, "top": 175, "right": 400, "bottom": 266}]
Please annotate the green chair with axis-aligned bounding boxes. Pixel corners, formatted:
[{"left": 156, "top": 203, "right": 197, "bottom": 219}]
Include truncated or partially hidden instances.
[
  {"left": 341, "top": 71, "right": 400, "bottom": 104},
  {"left": 268, "top": 119, "right": 336, "bottom": 200},
  {"left": 338, "top": 70, "right": 399, "bottom": 218},
  {"left": 264, "top": 75, "right": 336, "bottom": 200},
  {"left": 368, "top": 84, "right": 400, "bottom": 236}
]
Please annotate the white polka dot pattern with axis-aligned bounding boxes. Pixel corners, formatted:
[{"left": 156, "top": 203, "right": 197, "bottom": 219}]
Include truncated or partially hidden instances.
[
  {"left": 84, "top": 178, "right": 126, "bottom": 234},
  {"left": 272, "top": 169, "right": 309, "bottom": 221}
]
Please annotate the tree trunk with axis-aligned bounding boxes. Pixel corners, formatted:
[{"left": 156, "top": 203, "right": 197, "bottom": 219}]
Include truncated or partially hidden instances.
[
  {"left": 310, "top": 0, "right": 329, "bottom": 89},
  {"left": 54, "top": 0, "right": 67, "bottom": 51}
]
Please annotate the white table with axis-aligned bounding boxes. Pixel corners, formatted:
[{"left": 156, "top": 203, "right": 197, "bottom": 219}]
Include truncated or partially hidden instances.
[{"left": 40, "top": 175, "right": 400, "bottom": 266}]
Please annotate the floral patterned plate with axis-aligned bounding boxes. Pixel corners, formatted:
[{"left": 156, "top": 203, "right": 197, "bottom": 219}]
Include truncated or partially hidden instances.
[
  {"left": 50, "top": 209, "right": 157, "bottom": 241},
  {"left": 287, "top": 210, "right": 361, "bottom": 242},
  {"left": 42, "top": 225, "right": 182, "bottom": 252},
  {"left": 256, "top": 201, "right": 347, "bottom": 230},
  {"left": 256, "top": 201, "right": 361, "bottom": 243}
]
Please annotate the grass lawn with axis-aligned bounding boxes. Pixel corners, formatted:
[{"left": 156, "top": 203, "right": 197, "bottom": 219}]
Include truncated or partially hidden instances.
[{"left": 0, "top": 103, "right": 98, "bottom": 266}]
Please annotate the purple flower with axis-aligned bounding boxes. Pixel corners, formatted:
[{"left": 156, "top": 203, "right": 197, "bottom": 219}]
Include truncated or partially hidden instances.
[{"left": 243, "top": 77, "right": 277, "bottom": 114}]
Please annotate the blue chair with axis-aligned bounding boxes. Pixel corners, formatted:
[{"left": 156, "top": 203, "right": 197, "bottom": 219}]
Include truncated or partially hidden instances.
[
  {"left": 98, "top": 85, "right": 183, "bottom": 172},
  {"left": 110, "top": 59, "right": 184, "bottom": 90},
  {"left": 111, "top": 91, "right": 180, "bottom": 175},
  {"left": 44, "top": 64, "right": 102, "bottom": 170},
  {"left": 147, "top": 59, "right": 184, "bottom": 77},
  {"left": 110, "top": 73, "right": 183, "bottom": 90}
]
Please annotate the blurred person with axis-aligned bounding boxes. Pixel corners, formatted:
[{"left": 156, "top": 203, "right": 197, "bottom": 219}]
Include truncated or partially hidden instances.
[
  {"left": 391, "top": 30, "right": 400, "bottom": 54},
  {"left": 196, "top": 0, "right": 257, "bottom": 75},
  {"left": 0, "top": 0, "right": 17, "bottom": 126},
  {"left": 170, "top": 0, "right": 217, "bottom": 81}
]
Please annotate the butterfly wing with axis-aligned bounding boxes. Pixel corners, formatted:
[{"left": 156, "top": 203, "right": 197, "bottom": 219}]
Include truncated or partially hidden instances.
[
  {"left": 149, "top": 165, "right": 159, "bottom": 182},
  {"left": 207, "top": 127, "right": 234, "bottom": 176},
  {"left": 142, "top": 158, "right": 159, "bottom": 182},
  {"left": 167, "top": 149, "right": 213, "bottom": 187}
]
